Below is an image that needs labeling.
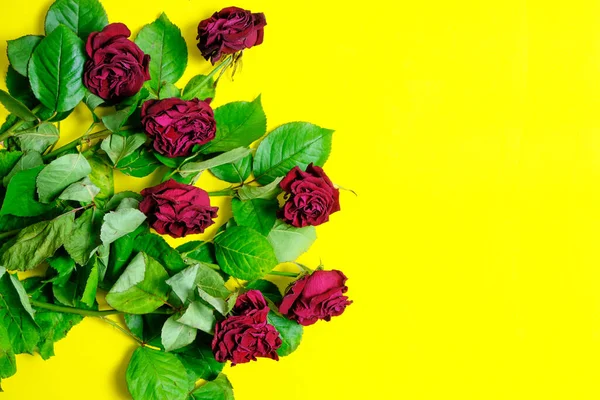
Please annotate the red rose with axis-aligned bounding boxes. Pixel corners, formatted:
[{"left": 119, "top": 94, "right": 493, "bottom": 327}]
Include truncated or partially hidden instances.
[
  {"left": 212, "top": 290, "right": 281, "bottom": 365},
  {"left": 279, "top": 270, "right": 352, "bottom": 326},
  {"left": 233, "top": 290, "right": 269, "bottom": 317},
  {"left": 139, "top": 180, "right": 218, "bottom": 238},
  {"left": 197, "top": 7, "right": 267, "bottom": 64},
  {"left": 279, "top": 164, "right": 341, "bottom": 227},
  {"left": 141, "top": 98, "right": 216, "bottom": 158},
  {"left": 83, "top": 23, "right": 150, "bottom": 101}
]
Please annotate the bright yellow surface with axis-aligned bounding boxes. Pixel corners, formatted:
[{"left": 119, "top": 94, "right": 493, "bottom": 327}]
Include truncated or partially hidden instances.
[{"left": 3, "top": 0, "right": 600, "bottom": 399}]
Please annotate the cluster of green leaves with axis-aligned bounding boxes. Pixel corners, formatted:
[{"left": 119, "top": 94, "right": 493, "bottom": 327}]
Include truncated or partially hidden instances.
[{"left": 0, "top": 0, "right": 339, "bottom": 398}]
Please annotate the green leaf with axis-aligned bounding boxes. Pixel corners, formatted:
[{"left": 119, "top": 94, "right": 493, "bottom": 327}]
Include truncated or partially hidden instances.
[
  {"left": 166, "top": 263, "right": 228, "bottom": 304},
  {"left": 106, "top": 252, "right": 170, "bottom": 314},
  {"left": 101, "top": 133, "right": 147, "bottom": 165},
  {"left": 189, "top": 374, "right": 234, "bottom": 400},
  {"left": 161, "top": 315, "right": 197, "bottom": 352},
  {"left": 116, "top": 148, "right": 161, "bottom": 178},
  {"left": 176, "top": 301, "right": 215, "bottom": 334},
  {"left": 14, "top": 123, "right": 59, "bottom": 153},
  {"left": 132, "top": 233, "right": 187, "bottom": 274},
  {"left": 0, "top": 323, "right": 17, "bottom": 383},
  {"left": 182, "top": 75, "right": 215, "bottom": 101},
  {"left": 100, "top": 201, "right": 146, "bottom": 246},
  {"left": 86, "top": 154, "right": 113, "bottom": 208},
  {"left": 0, "top": 268, "right": 39, "bottom": 354},
  {"left": 135, "top": 13, "right": 188, "bottom": 93},
  {"left": 177, "top": 241, "right": 216, "bottom": 265},
  {"left": 6, "top": 67, "right": 36, "bottom": 107},
  {"left": 237, "top": 177, "right": 283, "bottom": 201},
  {"left": 7, "top": 35, "right": 43, "bottom": 77},
  {"left": 79, "top": 256, "right": 99, "bottom": 307},
  {"left": 34, "top": 303, "right": 82, "bottom": 360},
  {"left": 47, "top": 254, "right": 76, "bottom": 286},
  {"left": 28, "top": 25, "right": 86, "bottom": 112},
  {"left": 158, "top": 82, "right": 181, "bottom": 99},
  {"left": 45, "top": 0, "right": 109, "bottom": 40},
  {"left": 253, "top": 122, "right": 334, "bottom": 184},
  {"left": 0, "top": 212, "right": 75, "bottom": 271},
  {"left": 267, "top": 220, "right": 317, "bottom": 263},
  {"left": 36, "top": 153, "right": 92, "bottom": 203},
  {"left": 58, "top": 177, "right": 100, "bottom": 203},
  {"left": 154, "top": 153, "right": 186, "bottom": 169},
  {"left": 180, "top": 147, "right": 252, "bottom": 178},
  {"left": 196, "top": 287, "right": 228, "bottom": 316},
  {"left": 246, "top": 279, "right": 283, "bottom": 304},
  {"left": 213, "top": 226, "right": 278, "bottom": 280},
  {"left": 267, "top": 311, "right": 303, "bottom": 356},
  {"left": 106, "top": 224, "right": 147, "bottom": 281},
  {"left": 210, "top": 153, "right": 252, "bottom": 184},
  {"left": 126, "top": 346, "right": 189, "bottom": 400},
  {"left": 200, "top": 96, "right": 266, "bottom": 154},
  {"left": 231, "top": 198, "right": 278, "bottom": 236},
  {"left": 2, "top": 151, "right": 43, "bottom": 187},
  {"left": 175, "top": 343, "right": 223, "bottom": 384},
  {"left": 0, "top": 89, "right": 38, "bottom": 122},
  {"left": 1, "top": 166, "right": 54, "bottom": 217},
  {"left": 0, "top": 151, "right": 23, "bottom": 179}
]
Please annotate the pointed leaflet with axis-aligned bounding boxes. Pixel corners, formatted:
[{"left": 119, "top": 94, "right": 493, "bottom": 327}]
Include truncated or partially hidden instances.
[
  {"left": 132, "top": 233, "right": 187, "bottom": 274},
  {"left": 253, "top": 122, "right": 334, "bottom": 184},
  {"left": 115, "top": 148, "right": 161, "bottom": 178},
  {"left": 231, "top": 198, "right": 278, "bottom": 236},
  {"left": 267, "top": 311, "right": 303, "bottom": 356},
  {"left": 177, "top": 301, "right": 215, "bottom": 334},
  {"left": 177, "top": 241, "right": 217, "bottom": 265},
  {"left": 6, "top": 66, "right": 37, "bottom": 107},
  {"left": 0, "top": 268, "right": 39, "bottom": 354},
  {"left": 101, "top": 134, "right": 147, "bottom": 165},
  {"left": 0, "top": 212, "right": 75, "bottom": 271},
  {"left": 135, "top": 13, "right": 187, "bottom": 93},
  {"left": 59, "top": 177, "right": 100, "bottom": 203},
  {"left": 106, "top": 252, "right": 170, "bottom": 314},
  {"left": 45, "top": 0, "right": 109, "bottom": 40},
  {"left": 86, "top": 154, "right": 113, "bottom": 208},
  {"left": 179, "top": 147, "right": 252, "bottom": 178},
  {"left": 28, "top": 25, "right": 86, "bottom": 112},
  {"left": 237, "top": 177, "right": 283, "bottom": 201},
  {"left": 7, "top": 35, "right": 43, "bottom": 77},
  {"left": 100, "top": 199, "right": 146, "bottom": 246},
  {"left": 213, "top": 226, "right": 279, "bottom": 280},
  {"left": 2, "top": 151, "right": 43, "bottom": 187},
  {"left": 14, "top": 123, "right": 59, "bottom": 153},
  {"left": 246, "top": 279, "right": 283, "bottom": 304},
  {"left": 126, "top": 347, "right": 189, "bottom": 400},
  {"left": 200, "top": 96, "right": 267, "bottom": 154},
  {"left": 0, "top": 166, "right": 54, "bottom": 217},
  {"left": 47, "top": 254, "right": 76, "bottom": 286},
  {"left": 166, "top": 263, "right": 229, "bottom": 304},
  {"left": 161, "top": 315, "right": 197, "bottom": 352},
  {"left": 189, "top": 374, "right": 234, "bottom": 400},
  {"left": 0, "top": 89, "right": 38, "bottom": 122},
  {"left": 267, "top": 220, "right": 317, "bottom": 263},
  {"left": 64, "top": 207, "right": 103, "bottom": 265},
  {"left": 175, "top": 343, "right": 224, "bottom": 385},
  {"left": 210, "top": 153, "right": 253, "bottom": 184},
  {"left": 182, "top": 75, "right": 215, "bottom": 101},
  {"left": 36, "top": 153, "right": 92, "bottom": 203},
  {"left": 0, "top": 151, "right": 22, "bottom": 179}
]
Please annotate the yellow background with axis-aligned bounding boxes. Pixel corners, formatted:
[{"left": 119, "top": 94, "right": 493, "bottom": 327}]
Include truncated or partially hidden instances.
[{"left": 2, "top": 0, "right": 600, "bottom": 399}]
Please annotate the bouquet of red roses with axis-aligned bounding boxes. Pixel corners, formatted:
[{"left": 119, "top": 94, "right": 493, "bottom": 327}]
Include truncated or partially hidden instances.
[{"left": 0, "top": 1, "right": 352, "bottom": 399}]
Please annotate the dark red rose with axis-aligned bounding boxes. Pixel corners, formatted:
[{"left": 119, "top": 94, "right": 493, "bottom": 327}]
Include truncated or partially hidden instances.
[
  {"left": 197, "top": 7, "right": 267, "bottom": 64},
  {"left": 279, "top": 163, "right": 341, "bottom": 227},
  {"left": 211, "top": 314, "right": 281, "bottom": 365},
  {"left": 141, "top": 98, "right": 216, "bottom": 158},
  {"left": 83, "top": 23, "right": 150, "bottom": 102},
  {"left": 279, "top": 270, "right": 352, "bottom": 326},
  {"left": 139, "top": 180, "right": 218, "bottom": 238},
  {"left": 233, "top": 290, "right": 269, "bottom": 318}
]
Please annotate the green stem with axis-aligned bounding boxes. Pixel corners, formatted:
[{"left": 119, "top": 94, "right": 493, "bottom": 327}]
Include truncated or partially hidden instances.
[
  {"left": 267, "top": 270, "right": 301, "bottom": 278},
  {"left": 0, "top": 119, "right": 25, "bottom": 142},
  {"left": 100, "top": 317, "right": 143, "bottom": 345},
  {"left": 43, "top": 128, "right": 113, "bottom": 161},
  {"left": 30, "top": 300, "right": 123, "bottom": 317},
  {"left": 207, "top": 189, "right": 237, "bottom": 197},
  {"left": 0, "top": 229, "right": 21, "bottom": 241},
  {"left": 200, "top": 55, "right": 234, "bottom": 89}
]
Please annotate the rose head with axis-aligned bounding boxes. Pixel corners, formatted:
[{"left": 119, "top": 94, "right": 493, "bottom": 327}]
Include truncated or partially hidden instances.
[
  {"left": 139, "top": 180, "right": 218, "bottom": 238},
  {"left": 211, "top": 313, "right": 282, "bottom": 365},
  {"left": 279, "top": 270, "right": 352, "bottom": 326},
  {"left": 197, "top": 7, "right": 267, "bottom": 64},
  {"left": 83, "top": 23, "right": 150, "bottom": 102},
  {"left": 233, "top": 290, "right": 269, "bottom": 318},
  {"left": 279, "top": 163, "right": 341, "bottom": 227},
  {"left": 141, "top": 98, "right": 216, "bottom": 158}
]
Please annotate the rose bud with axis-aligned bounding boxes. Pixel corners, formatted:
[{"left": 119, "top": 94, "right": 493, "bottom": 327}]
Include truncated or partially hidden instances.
[
  {"left": 139, "top": 180, "right": 218, "bottom": 238},
  {"left": 212, "top": 314, "right": 282, "bottom": 365},
  {"left": 83, "top": 23, "right": 150, "bottom": 102},
  {"left": 141, "top": 98, "right": 216, "bottom": 158},
  {"left": 279, "top": 270, "right": 352, "bottom": 326},
  {"left": 197, "top": 7, "right": 267, "bottom": 64},
  {"left": 232, "top": 290, "right": 269, "bottom": 318},
  {"left": 279, "top": 163, "right": 341, "bottom": 227}
]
